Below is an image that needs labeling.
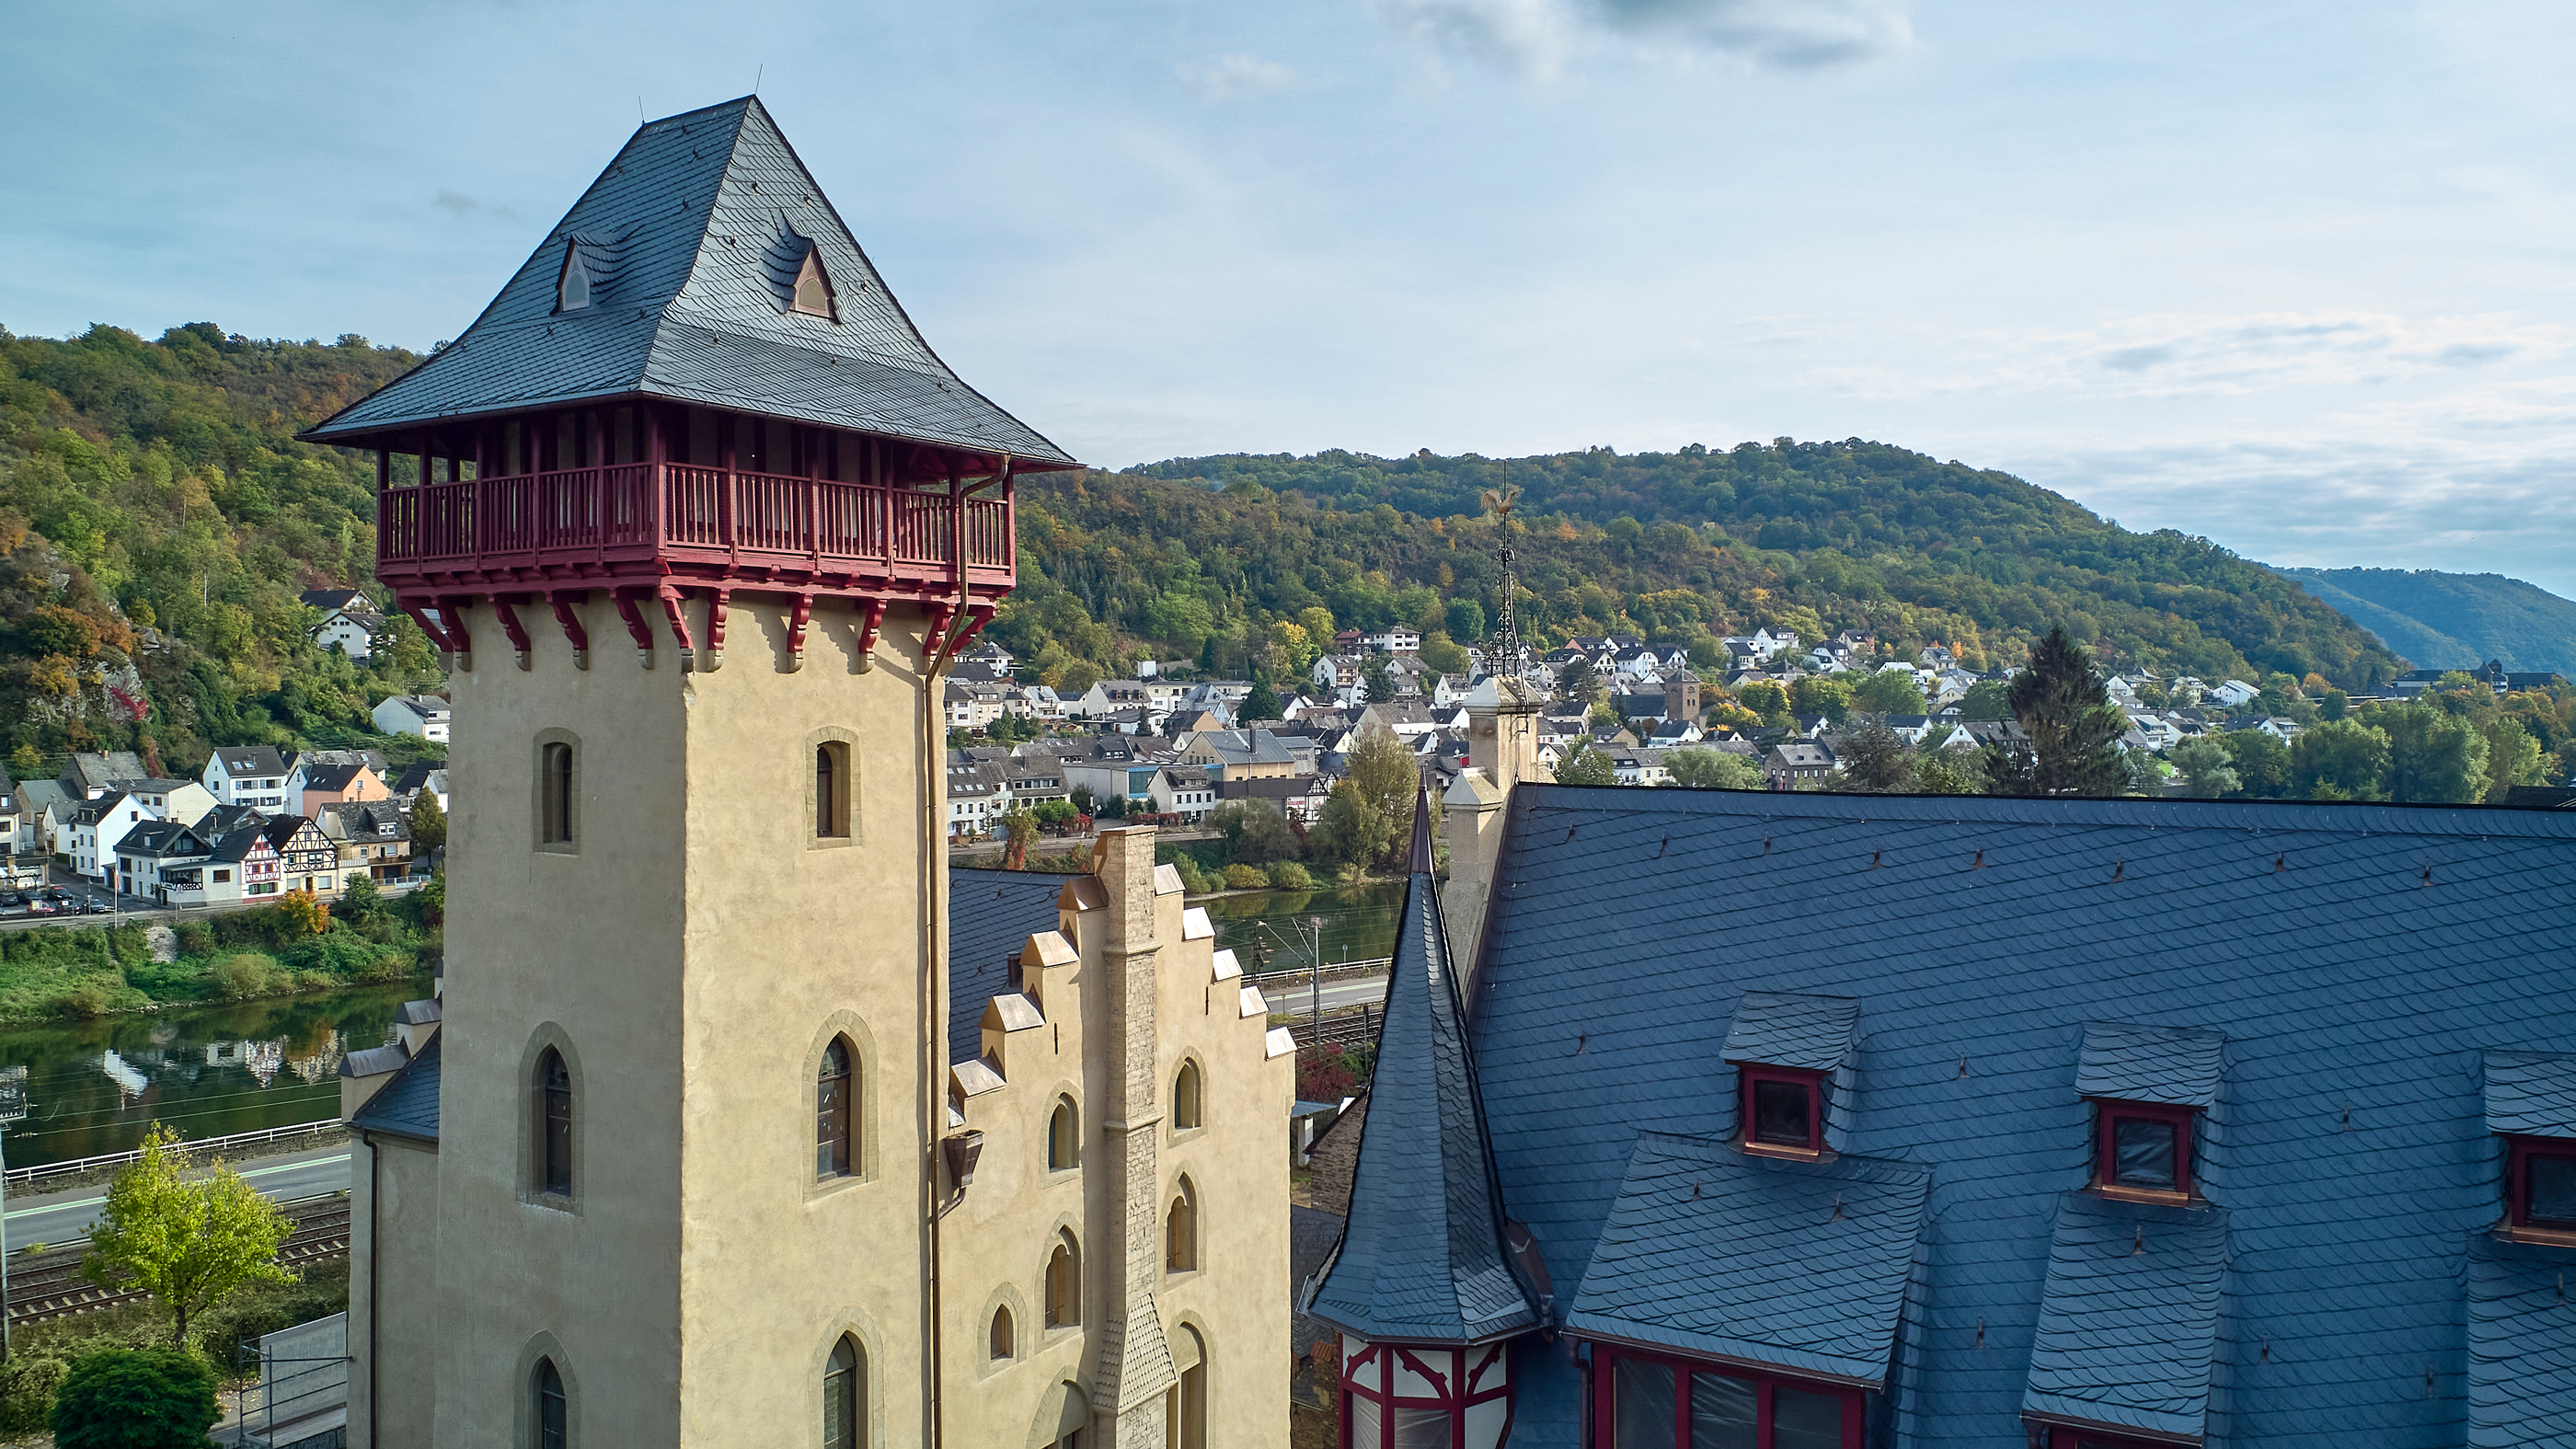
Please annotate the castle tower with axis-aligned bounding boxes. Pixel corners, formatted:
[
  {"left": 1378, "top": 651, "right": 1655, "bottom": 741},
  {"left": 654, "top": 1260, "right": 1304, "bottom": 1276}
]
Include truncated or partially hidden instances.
[{"left": 302, "top": 97, "right": 1251, "bottom": 1449}]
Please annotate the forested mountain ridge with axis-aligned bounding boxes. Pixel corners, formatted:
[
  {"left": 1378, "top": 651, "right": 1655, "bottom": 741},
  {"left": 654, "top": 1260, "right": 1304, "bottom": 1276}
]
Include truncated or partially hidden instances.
[
  {"left": 2276, "top": 567, "right": 2576, "bottom": 676},
  {"left": 0, "top": 323, "right": 442, "bottom": 776},
  {"left": 995, "top": 444, "right": 2405, "bottom": 692}
]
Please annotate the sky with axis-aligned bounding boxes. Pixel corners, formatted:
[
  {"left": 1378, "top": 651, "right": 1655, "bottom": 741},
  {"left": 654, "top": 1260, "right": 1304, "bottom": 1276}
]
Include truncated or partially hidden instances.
[{"left": 5, "top": 1, "right": 2573, "bottom": 595}]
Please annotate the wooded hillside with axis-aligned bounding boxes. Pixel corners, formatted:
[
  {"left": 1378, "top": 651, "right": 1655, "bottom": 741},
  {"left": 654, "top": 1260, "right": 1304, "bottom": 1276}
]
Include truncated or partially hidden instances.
[
  {"left": 996, "top": 445, "right": 2407, "bottom": 692},
  {"left": 0, "top": 323, "right": 441, "bottom": 775},
  {"left": 2278, "top": 567, "right": 2576, "bottom": 675}
]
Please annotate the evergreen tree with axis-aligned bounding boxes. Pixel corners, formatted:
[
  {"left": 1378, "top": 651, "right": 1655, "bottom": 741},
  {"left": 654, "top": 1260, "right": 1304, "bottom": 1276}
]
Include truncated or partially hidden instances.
[
  {"left": 1985, "top": 627, "right": 2129, "bottom": 797},
  {"left": 1240, "top": 679, "right": 1282, "bottom": 723},
  {"left": 408, "top": 789, "right": 448, "bottom": 852}
]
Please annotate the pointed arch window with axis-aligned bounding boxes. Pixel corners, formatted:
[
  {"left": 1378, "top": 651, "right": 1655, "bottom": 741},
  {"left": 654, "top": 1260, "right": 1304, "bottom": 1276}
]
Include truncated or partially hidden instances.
[
  {"left": 1048, "top": 1096, "right": 1080, "bottom": 1171},
  {"left": 818, "top": 1038, "right": 854, "bottom": 1179},
  {"left": 1173, "top": 1061, "right": 1203, "bottom": 1131},
  {"left": 1165, "top": 1178, "right": 1199, "bottom": 1274},
  {"left": 822, "top": 1335, "right": 866, "bottom": 1449},
  {"left": 791, "top": 249, "right": 838, "bottom": 320},
  {"left": 1045, "top": 1231, "right": 1083, "bottom": 1328},
  {"left": 537, "top": 1047, "right": 573, "bottom": 1199},
  {"left": 535, "top": 1357, "right": 569, "bottom": 1449},
  {"left": 990, "top": 1305, "right": 1016, "bottom": 1361},
  {"left": 557, "top": 244, "right": 592, "bottom": 313}
]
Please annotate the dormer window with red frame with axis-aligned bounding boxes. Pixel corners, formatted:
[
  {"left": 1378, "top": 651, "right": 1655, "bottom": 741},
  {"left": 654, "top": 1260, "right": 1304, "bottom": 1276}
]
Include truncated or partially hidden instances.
[
  {"left": 2092, "top": 1100, "right": 2196, "bottom": 1201},
  {"left": 2507, "top": 1136, "right": 2576, "bottom": 1238},
  {"left": 1741, "top": 1066, "right": 1826, "bottom": 1156},
  {"left": 1721, "top": 992, "right": 1860, "bottom": 1163}
]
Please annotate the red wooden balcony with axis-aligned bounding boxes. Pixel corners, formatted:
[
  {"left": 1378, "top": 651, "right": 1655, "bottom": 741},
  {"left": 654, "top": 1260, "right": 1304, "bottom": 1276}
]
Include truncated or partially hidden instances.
[{"left": 376, "top": 462, "right": 1013, "bottom": 595}]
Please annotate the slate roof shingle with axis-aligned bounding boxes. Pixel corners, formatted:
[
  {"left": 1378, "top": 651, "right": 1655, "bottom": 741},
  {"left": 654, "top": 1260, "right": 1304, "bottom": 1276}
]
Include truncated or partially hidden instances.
[
  {"left": 2019, "top": 1192, "right": 2227, "bottom": 1440},
  {"left": 299, "top": 98, "right": 1075, "bottom": 467}
]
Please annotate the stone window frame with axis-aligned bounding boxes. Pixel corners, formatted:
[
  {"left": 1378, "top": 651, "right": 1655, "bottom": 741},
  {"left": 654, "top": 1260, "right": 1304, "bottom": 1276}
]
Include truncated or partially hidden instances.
[
  {"left": 532, "top": 729, "right": 581, "bottom": 856},
  {"left": 1169, "top": 1053, "right": 1208, "bottom": 1138},
  {"left": 512, "top": 1332, "right": 579, "bottom": 1449},
  {"left": 803, "top": 1012, "right": 881, "bottom": 1199},
  {"left": 517, "top": 1024, "right": 585, "bottom": 1215},
  {"left": 1164, "top": 1172, "right": 1202, "bottom": 1278},
  {"left": 809, "top": 1307, "right": 887, "bottom": 1449},
  {"left": 975, "top": 1282, "right": 1034, "bottom": 1380},
  {"left": 808, "top": 726, "right": 860, "bottom": 851},
  {"left": 1041, "top": 1220, "right": 1085, "bottom": 1336}
]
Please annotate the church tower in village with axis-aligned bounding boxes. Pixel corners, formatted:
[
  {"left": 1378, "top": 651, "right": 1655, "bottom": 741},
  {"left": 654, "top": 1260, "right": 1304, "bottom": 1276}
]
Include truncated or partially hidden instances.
[{"left": 316, "top": 98, "right": 1293, "bottom": 1449}]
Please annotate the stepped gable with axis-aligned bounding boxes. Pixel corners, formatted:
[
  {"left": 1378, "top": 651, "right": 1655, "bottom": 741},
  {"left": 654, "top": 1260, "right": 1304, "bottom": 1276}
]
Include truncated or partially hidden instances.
[{"left": 302, "top": 97, "right": 1072, "bottom": 467}]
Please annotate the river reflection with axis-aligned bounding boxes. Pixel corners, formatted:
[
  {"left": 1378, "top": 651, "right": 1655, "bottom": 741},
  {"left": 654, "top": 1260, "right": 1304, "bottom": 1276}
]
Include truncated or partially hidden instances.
[
  {"left": 0, "top": 981, "right": 427, "bottom": 1168},
  {"left": 1195, "top": 880, "right": 1404, "bottom": 976}
]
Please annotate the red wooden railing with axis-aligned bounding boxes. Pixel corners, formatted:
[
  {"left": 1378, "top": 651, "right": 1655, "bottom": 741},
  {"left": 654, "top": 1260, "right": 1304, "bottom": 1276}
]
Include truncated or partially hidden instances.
[{"left": 378, "top": 464, "right": 1011, "bottom": 576}]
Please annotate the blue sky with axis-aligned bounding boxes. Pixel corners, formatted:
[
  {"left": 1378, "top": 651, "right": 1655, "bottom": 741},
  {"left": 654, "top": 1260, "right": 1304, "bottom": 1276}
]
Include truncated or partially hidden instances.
[{"left": 6, "top": 1, "right": 2572, "bottom": 595}]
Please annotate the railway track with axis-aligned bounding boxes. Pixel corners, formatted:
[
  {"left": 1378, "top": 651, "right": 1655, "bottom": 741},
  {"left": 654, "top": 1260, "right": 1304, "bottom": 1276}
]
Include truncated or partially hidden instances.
[{"left": 5, "top": 1195, "right": 351, "bottom": 1328}]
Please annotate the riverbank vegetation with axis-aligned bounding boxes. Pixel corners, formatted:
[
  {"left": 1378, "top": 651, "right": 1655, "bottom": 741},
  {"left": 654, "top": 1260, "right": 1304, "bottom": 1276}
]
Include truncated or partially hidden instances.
[{"left": 0, "top": 876, "right": 439, "bottom": 1020}]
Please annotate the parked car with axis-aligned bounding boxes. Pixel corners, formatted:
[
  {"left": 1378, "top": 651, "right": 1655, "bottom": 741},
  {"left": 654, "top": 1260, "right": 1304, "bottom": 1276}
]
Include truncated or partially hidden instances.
[
  {"left": 22, "top": 898, "right": 54, "bottom": 914},
  {"left": 40, "top": 887, "right": 71, "bottom": 903},
  {"left": 82, "top": 898, "right": 112, "bottom": 914}
]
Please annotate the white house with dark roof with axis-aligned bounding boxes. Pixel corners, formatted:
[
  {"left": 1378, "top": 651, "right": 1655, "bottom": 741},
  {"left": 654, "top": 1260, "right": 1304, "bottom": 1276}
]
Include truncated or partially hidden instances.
[
  {"left": 303, "top": 588, "right": 384, "bottom": 659},
  {"left": 202, "top": 745, "right": 294, "bottom": 811},
  {"left": 372, "top": 694, "right": 452, "bottom": 742}
]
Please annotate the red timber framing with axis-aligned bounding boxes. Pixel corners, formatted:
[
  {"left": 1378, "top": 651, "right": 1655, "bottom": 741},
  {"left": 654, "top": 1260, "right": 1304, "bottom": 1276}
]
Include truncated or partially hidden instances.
[
  {"left": 361, "top": 400, "right": 1026, "bottom": 664},
  {"left": 1590, "top": 1341, "right": 1866, "bottom": 1449},
  {"left": 1340, "top": 1339, "right": 1512, "bottom": 1449}
]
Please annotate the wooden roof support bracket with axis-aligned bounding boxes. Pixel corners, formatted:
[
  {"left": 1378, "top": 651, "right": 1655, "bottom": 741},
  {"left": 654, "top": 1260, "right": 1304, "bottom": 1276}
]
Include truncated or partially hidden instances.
[
  {"left": 433, "top": 595, "right": 474, "bottom": 673},
  {"left": 400, "top": 602, "right": 456, "bottom": 661},
  {"left": 612, "top": 589, "right": 658, "bottom": 669},
  {"left": 491, "top": 595, "right": 535, "bottom": 672},
  {"left": 657, "top": 582, "right": 699, "bottom": 673},
  {"left": 547, "top": 590, "right": 592, "bottom": 671},
  {"left": 701, "top": 587, "right": 731, "bottom": 672},
  {"left": 855, "top": 598, "right": 886, "bottom": 674},
  {"left": 786, "top": 592, "right": 814, "bottom": 673}
]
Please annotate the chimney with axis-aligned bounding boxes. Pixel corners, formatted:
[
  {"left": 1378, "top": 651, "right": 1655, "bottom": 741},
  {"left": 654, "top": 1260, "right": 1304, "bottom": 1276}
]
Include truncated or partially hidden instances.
[
  {"left": 1444, "top": 674, "right": 1548, "bottom": 998},
  {"left": 1087, "top": 827, "right": 1178, "bottom": 1443},
  {"left": 338, "top": 1042, "right": 410, "bottom": 1118}
]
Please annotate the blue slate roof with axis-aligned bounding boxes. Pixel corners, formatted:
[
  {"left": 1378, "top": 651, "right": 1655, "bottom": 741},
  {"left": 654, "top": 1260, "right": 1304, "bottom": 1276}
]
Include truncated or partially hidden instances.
[
  {"left": 2020, "top": 1193, "right": 2227, "bottom": 1440},
  {"left": 1720, "top": 991, "right": 1859, "bottom": 1073},
  {"left": 2465, "top": 1234, "right": 2576, "bottom": 1447},
  {"left": 351, "top": 1030, "right": 441, "bottom": 1145},
  {"left": 2483, "top": 1052, "right": 2576, "bottom": 1137},
  {"left": 1308, "top": 860, "right": 1538, "bottom": 1344},
  {"left": 945, "top": 868, "right": 1075, "bottom": 1065},
  {"left": 301, "top": 98, "right": 1075, "bottom": 466},
  {"left": 1441, "top": 787, "right": 2576, "bottom": 1445},
  {"left": 2076, "top": 1021, "right": 2227, "bottom": 1108},
  {"left": 1567, "top": 1131, "right": 1930, "bottom": 1384}
]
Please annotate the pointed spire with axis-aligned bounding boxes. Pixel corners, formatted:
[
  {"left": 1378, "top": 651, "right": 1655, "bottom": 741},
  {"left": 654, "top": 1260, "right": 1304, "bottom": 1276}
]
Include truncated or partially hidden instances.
[{"left": 1306, "top": 822, "right": 1538, "bottom": 1345}]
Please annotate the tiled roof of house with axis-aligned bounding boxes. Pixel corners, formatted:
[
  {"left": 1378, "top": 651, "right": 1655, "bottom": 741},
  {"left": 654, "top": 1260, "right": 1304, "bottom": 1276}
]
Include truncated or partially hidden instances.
[
  {"left": 1444, "top": 785, "right": 2576, "bottom": 1443},
  {"left": 301, "top": 98, "right": 1074, "bottom": 466},
  {"left": 211, "top": 746, "right": 289, "bottom": 777}
]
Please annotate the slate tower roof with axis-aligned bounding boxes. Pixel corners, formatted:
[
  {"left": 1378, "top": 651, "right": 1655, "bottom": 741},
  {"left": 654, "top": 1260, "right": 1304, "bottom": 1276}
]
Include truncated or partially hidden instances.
[
  {"left": 1306, "top": 794, "right": 1538, "bottom": 1344},
  {"left": 301, "top": 97, "right": 1073, "bottom": 467}
]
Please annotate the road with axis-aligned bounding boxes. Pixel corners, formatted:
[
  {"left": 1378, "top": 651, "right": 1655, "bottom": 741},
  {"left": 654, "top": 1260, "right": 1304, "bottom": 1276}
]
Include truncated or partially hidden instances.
[
  {"left": 1261, "top": 972, "right": 1391, "bottom": 1017},
  {"left": 1, "top": 1144, "right": 352, "bottom": 1249},
  {"left": 0, "top": 876, "right": 422, "bottom": 933}
]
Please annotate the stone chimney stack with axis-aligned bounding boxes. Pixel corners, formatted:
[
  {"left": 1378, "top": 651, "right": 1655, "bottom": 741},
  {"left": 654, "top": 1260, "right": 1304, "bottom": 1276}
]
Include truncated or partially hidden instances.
[{"left": 1091, "top": 827, "right": 1177, "bottom": 1444}]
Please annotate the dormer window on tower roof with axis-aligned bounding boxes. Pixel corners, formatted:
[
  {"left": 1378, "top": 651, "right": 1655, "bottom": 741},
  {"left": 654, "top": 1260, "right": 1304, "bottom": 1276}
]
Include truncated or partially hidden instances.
[
  {"left": 790, "top": 248, "right": 837, "bottom": 320},
  {"left": 557, "top": 241, "right": 592, "bottom": 312}
]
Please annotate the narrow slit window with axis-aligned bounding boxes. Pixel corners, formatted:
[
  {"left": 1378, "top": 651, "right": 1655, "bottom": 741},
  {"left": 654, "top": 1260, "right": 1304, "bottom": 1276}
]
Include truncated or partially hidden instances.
[
  {"left": 538, "top": 1047, "right": 573, "bottom": 1198},
  {"left": 540, "top": 742, "right": 577, "bottom": 846},
  {"left": 817, "top": 742, "right": 850, "bottom": 838}
]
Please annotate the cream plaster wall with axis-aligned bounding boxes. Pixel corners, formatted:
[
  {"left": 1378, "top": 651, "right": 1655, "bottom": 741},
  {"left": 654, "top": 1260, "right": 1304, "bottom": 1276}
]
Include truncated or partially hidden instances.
[
  {"left": 352, "top": 1133, "right": 441, "bottom": 1449},
  {"left": 362, "top": 591, "right": 1288, "bottom": 1449}
]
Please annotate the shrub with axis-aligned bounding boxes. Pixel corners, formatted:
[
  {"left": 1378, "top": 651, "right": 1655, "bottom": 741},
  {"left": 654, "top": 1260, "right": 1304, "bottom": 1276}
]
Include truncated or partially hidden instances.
[
  {"left": 1223, "top": 864, "right": 1269, "bottom": 891},
  {"left": 56, "top": 982, "right": 112, "bottom": 1019},
  {"left": 280, "top": 930, "right": 389, "bottom": 978},
  {"left": 1266, "top": 862, "right": 1315, "bottom": 891},
  {"left": 52, "top": 1348, "right": 218, "bottom": 1448},
  {"left": 0, "top": 1353, "right": 67, "bottom": 1434},
  {"left": 172, "top": 922, "right": 213, "bottom": 957},
  {"left": 1170, "top": 857, "right": 1217, "bottom": 894},
  {"left": 210, "top": 953, "right": 283, "bottom": 1000}
]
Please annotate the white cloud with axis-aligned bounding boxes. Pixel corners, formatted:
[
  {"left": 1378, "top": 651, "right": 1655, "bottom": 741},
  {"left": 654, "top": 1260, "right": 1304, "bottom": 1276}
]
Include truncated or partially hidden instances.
[
  {"left": 1178, "top": 52, "right": 1299, "bottom": 104},
  {"left": 1374, "top": 0, "right": 1912, "bottom": 78}
]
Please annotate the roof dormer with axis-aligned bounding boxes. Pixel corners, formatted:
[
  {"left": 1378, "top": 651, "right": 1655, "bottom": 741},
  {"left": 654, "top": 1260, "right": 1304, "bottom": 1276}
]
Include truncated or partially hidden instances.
[
  {"left": 789, "top": 247, "right": 837, "bottom": 320},
  {"left": 557, "top": 240, "right": 592, "bottom": 312}
]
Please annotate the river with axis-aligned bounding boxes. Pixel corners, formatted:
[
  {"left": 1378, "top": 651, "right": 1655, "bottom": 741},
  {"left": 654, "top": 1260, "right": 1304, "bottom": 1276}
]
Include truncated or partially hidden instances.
[
  {"left": 0, "top": 981, "right": 426, "bottom": 1170},
  {"left": 1195, "top": 880, "right": 1406, "bottom": 976}
]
